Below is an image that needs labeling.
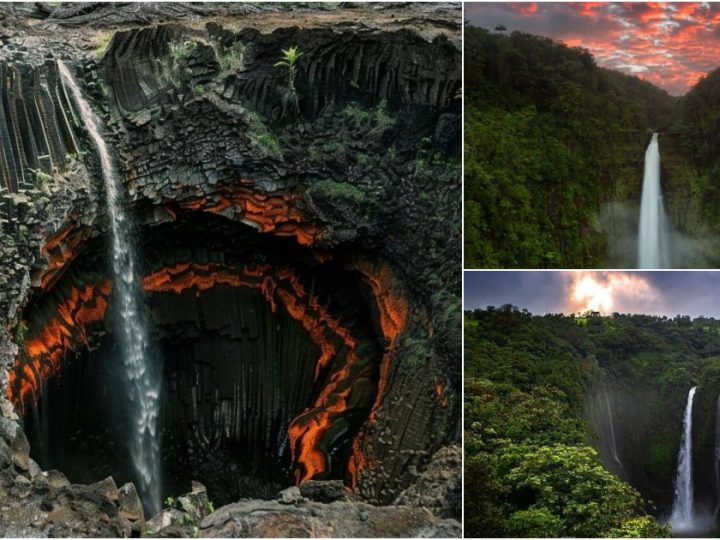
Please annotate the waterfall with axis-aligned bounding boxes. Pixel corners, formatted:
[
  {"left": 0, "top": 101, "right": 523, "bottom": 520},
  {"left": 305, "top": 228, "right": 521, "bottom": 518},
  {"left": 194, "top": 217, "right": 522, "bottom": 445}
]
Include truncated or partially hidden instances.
[
  {"left": 58, "top": 62, "right": 162, "bottom": 515},
  {"left": 671, "top": 386, "right": 698, "bottom": 532},
  {"left": 638, "top": 133, "right": 669, "bottom": 268},
  {"left": 603, "top": 387, "right": 622, "bottom": 468},
  {"left": 715, "top": 394, "right": 720, "bottom": 520}
]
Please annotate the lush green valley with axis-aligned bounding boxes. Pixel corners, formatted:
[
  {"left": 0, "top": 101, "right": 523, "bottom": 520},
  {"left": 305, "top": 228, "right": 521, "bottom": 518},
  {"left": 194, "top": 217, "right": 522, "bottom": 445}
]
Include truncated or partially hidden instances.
[
  {"left": 464, "top": 306, "right": 720, "bottom": 537},
  {"left": 464, "top": 25, "right": 720, "bottom": 268}
]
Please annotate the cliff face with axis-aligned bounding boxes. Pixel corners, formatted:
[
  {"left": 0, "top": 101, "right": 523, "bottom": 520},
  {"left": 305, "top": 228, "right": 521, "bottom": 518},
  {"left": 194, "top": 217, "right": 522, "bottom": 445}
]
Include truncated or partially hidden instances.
[{"left": 0, "top": 3, "right": 461, "bottom": 536}]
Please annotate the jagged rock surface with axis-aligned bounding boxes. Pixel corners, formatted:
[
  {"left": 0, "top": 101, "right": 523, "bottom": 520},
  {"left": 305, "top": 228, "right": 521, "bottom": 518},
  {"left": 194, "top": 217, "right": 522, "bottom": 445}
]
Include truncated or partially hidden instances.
[
  {"left": 0, "top": 422, "right": 138, "bottom": 537},
  {"left": 394, "top": 445, "right": 461, "bottom": 520},
  {"left": 197, "top": 499, "right": 460, "bottom": 538}
]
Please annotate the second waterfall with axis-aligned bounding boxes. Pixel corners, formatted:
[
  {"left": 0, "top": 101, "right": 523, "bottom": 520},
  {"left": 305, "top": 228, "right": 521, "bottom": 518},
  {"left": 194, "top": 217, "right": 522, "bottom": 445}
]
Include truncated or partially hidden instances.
[
  {"left": 58, "top": 62, "right": 162, "bottom": 515},
  {"left": 671, "top": 386, "right": 698, "bottom": 532},
  {"left": 638, "top": 132, "right": 670, "bottom": 268}
]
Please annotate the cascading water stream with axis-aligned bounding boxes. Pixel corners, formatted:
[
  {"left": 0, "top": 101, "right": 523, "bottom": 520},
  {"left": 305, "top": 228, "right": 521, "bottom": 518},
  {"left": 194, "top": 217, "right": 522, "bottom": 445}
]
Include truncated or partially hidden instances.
[
  {"left": 671, "top": 386, "right": 698, "bottom": 532},
  {"left": 715, "top": 394, "right": 720, "bottom": 520},
  {"left": 603, "top": 386, "right": 622, "bottom": 468},
  {"left": 58, "top": 62, "right": 162, "bottom": 515},
  {"left": 638, "top": 133, "right": 670, "bottom": 268}
]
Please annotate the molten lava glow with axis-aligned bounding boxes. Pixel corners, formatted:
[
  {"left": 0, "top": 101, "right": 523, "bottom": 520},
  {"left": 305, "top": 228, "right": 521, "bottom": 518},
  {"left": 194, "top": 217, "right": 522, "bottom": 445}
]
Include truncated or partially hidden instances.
[
  {"left": 345, "top": 259, "right": 409, "bottom": 488},
  {"left": 142, "top": 262, "right": 366, "bottom": 484},
  {"left": 36, "top": 221, "right": 93, "bottom": 290},
  {"left": 564, "top": 271, "right": 660, "bottom": 314},
  {"left": 142, "top": 262, "right": 278, "bottom": 309},
  {"left": 350, "top": 260, "right": 409, "bottom": 421},
  {"left": 7, "top": 281, "right": 112, "bottom": 409},
  {"left": 12, "top": 256, "right": 409, "bottom": 490},
  {"left": 169, "top": 185, "right": 322, "bottom": 246}
]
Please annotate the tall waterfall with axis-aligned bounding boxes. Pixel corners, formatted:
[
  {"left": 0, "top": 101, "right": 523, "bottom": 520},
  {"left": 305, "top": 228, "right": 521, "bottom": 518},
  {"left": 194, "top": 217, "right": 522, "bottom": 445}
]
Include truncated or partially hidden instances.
[
  {"left": 671, "top": 386, "right": 698, "bottom": 532},
  {"left": 638, "top": 133, "right": 669, "bottom": 268},
  {"left": 715, "top": 394, "right": 720, "bottom": 520},
  {"left": 58, "top": 62, "right": 162, "bottom": 515},
  {"left": 603, "top": 387, "right": 622, "bottom": 468}
]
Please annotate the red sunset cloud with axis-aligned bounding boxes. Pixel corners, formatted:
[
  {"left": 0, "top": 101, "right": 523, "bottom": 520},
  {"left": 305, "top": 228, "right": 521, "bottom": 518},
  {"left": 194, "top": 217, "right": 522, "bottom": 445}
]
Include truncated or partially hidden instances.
[{"left": 465, "top": 2, "right": 720, "bottom": 95}]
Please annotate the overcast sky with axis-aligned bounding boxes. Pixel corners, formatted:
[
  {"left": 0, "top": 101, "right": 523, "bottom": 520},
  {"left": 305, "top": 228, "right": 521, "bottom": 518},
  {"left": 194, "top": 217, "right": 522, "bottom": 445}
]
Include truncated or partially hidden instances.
[
  {"left": 465, "top": 2, "right": 720, "bottom": 95},
  {"left": 465, "top": 271, "right": 720, "bottom": 318}
]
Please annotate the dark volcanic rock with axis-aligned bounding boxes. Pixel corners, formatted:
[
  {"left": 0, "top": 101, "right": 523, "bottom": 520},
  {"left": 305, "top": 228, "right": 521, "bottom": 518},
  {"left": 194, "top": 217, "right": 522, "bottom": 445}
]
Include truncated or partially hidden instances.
[
  {"left": 10, "top": 426, "right": 30, "bottom": 472},
  {"left": 198, "top": 499, "right": 461, "bottom": 538},
  {"left": 299, "top": 480, "right": 356, "bottom": 503},
  {"left": 393, "top": 445, "right": 461, "bottom": 520}
]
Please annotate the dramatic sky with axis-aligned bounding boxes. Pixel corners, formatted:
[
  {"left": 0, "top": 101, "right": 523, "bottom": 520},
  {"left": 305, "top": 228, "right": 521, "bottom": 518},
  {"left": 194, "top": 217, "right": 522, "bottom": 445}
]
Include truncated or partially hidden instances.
[
  {"left": 465, "top": 2, "right": 720, "bottom": 95},
  {"left": 465, "top": 271, "right": 720, "bottom": 318}
]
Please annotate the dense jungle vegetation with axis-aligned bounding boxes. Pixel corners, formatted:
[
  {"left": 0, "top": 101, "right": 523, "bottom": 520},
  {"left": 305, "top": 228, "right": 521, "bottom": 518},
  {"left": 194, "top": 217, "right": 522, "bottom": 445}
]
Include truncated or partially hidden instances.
[
  {"left": 464, "top": 306, "right": 720, "bottom": 537},
  {"left": 464, "top": 24, "right": 720, "bottom": 268}
]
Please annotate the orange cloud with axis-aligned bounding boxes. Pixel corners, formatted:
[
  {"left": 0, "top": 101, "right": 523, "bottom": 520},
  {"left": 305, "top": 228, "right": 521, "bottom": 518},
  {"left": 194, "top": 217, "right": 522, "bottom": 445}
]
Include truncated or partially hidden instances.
[{"left": 467, "top": 2, "right": 720, "bottom": 95}]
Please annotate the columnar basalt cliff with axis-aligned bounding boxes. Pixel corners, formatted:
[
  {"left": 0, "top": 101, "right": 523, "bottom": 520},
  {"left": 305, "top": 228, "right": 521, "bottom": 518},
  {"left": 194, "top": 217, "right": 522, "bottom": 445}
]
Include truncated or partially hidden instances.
[{"left": 0, "top": 3, "right": 460, "bottom": 537}]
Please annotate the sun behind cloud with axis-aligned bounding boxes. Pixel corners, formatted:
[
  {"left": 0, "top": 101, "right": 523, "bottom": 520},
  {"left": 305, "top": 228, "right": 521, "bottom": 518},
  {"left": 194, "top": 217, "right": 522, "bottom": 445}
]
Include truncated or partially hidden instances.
[{"left": 564, "top": 272, "right": 662, "bottom": 315}]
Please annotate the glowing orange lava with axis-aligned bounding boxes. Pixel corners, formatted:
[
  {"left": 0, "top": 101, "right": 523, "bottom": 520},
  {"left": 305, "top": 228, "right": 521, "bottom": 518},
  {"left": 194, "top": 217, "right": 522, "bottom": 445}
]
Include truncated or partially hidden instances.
[
  {"left": 36, "top": 220, "right": 93, "bottom": 290},
  {"left": 7, "top": 281, "right": 112, "bottom": 409},
  {"left": 344, "top": 259, "right": 409, "bottom": 488},
  {"left": 167, "top": 185, "right": 322, "bottom": 246},
  {"left": 142, "top": 262, "right": 365, "bottom": 484},
  {"left": 11, "top": 255, "right": 410, "bottom": 491}
]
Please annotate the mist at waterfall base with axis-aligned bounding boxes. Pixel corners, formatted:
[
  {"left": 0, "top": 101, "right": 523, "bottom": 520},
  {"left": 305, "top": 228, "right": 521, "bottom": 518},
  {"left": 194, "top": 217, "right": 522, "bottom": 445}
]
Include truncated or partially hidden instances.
[
  {"left": 594, "top": 133, "right": 715, "bottom": 268},
  {"left": 591, "top": 386, "right": 719, "bottom": 536},
  {"left": 59, "top": 62, "right": 162, "bottom": 516}
]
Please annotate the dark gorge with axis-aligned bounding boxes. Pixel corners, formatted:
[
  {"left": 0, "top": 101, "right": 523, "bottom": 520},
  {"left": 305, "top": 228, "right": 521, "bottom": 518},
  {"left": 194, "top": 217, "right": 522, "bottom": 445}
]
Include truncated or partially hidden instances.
[{"left": 0, "top": 3, "right": 461, "bottom": 537}]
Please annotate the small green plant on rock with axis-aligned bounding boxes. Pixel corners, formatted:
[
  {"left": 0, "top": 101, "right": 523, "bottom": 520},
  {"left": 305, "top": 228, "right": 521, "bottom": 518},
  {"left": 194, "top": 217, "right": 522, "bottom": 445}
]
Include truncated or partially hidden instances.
[
  {"left": 14, "top": 320, "right": 27, "bottom": 347},
  {"left": 247, "top": 111, "right": 282, "bottom": 159},
  {"left": 274, "top": 46, "right": 302, "bottom": 118},
  {"left": 169, "top": 41, "right": 197, "bottom": 65},
  {"left": 165, "top": 496, "right": 175, "bottom": 508},
  {"left": 160, "top": 40, "right": 198, "bottom": 87},
  {"left": 311, "top": 179, "right": 365, "bottom": 204},
  {"left": 98, "top": 79, "right": 110, "bottom": 100},
  {"left": 219, "top": 41, "right": 245, "bottom": 78},
  {"left": 343, "top": 99, "right": 394, "bottom": 135},
  {"left": 94, "top": 31, "right": 114, "bottom": 60}
]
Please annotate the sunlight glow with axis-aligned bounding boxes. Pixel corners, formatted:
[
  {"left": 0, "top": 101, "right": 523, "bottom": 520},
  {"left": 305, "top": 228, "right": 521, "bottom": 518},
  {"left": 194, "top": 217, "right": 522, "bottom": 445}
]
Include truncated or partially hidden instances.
[{"left": 565, "top": 272, "right": 660, "bottom": 315}]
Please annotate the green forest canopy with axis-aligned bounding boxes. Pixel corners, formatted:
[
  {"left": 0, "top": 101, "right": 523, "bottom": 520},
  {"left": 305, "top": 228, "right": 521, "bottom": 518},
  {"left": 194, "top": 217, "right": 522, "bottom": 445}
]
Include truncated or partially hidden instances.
[
  {"left": 464, "top": 24, "right": 720, "bottom": 268},
  {"left": 464, "top": 306, "right": 720, "bottom": 537}
]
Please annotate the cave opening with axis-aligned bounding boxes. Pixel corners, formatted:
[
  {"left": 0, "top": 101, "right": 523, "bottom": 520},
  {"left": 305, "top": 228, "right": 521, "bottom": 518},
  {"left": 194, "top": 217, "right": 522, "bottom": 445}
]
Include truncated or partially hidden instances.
[{"left": 13, "top": 212, "right": 385, "bottom": 507}]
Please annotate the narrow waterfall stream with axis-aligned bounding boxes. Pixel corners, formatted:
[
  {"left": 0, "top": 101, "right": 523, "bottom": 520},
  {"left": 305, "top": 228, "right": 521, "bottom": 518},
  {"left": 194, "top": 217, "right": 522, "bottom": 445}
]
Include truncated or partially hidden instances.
[
  {"left": 715, "top": 394, "right": 720, "bottom": 520},
  {"left": 638, "top": 132, "right": 670, "bottom": 268},
  {"left": 671, "top": 386, "right": 698, "bottom": 533},
  {"left": 603, "top": 387, "right": 622, "bottom": 468},
  {"left": 58, "top": 62, "right": 162, "bottom": 515}
]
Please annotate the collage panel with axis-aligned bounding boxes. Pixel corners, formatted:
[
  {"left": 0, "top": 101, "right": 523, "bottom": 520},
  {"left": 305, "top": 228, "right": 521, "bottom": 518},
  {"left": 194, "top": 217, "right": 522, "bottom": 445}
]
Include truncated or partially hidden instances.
[
  {"left": 464, "top": 2, "right": 720, "bottom": 270},
  {"left": 0, "top": 2, "right": 461, "bottom": 538},
  {"left": 464, "top": 270, "right": 720, "bottom": 538}
]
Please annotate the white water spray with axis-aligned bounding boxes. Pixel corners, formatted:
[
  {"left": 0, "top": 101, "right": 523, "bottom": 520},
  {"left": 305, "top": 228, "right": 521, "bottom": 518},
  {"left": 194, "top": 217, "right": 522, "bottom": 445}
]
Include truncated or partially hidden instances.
[
  {"left": 671, "top": 386, "right": 697, "bottom": 532},
  {"left": 638, "top": 133, "right": 670, "bottom": 268},
  {"left": 715, "top": 394, "right": 720, "bottom": 520},
  {"left": 603, "top": 387, "right": 622, "bottom": 468},
  {"left": 58, "top": 62, "right": 161, "bottom": 515}
]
